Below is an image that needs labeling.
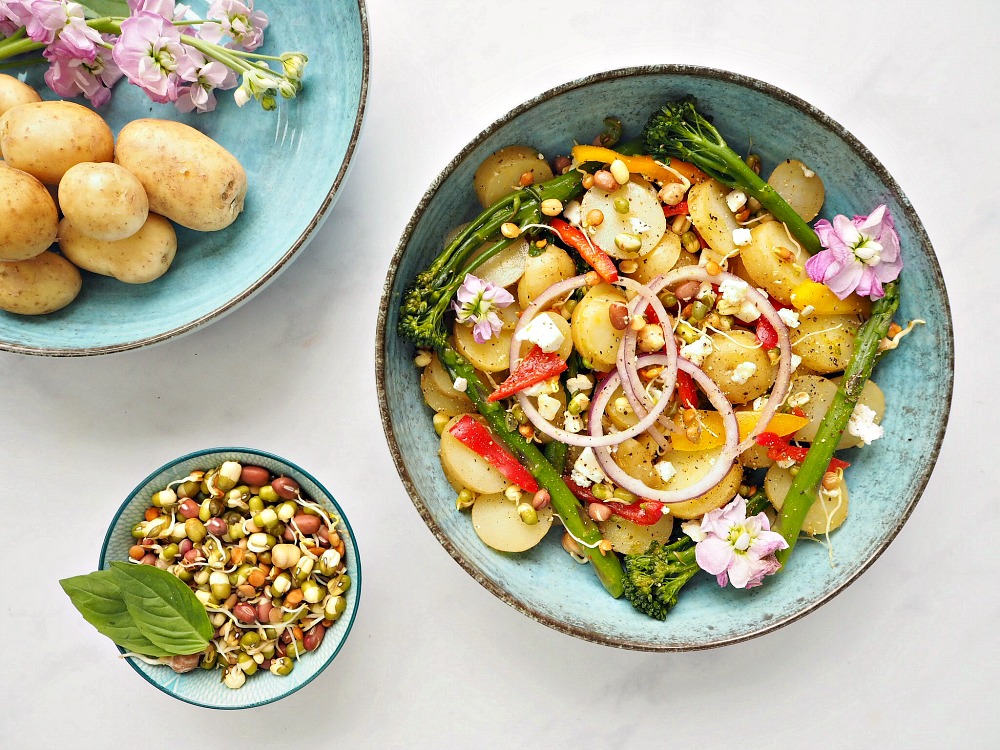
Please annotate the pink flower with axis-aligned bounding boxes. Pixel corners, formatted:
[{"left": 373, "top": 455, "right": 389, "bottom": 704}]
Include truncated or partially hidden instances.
[
  {"left": 805, "top": 204, "right": 903, "bottom": 300},
  {"left": 1, "top": 0, "right": 31, "bottom": 35},
  {"left": 207, "top": 0, "right": 267, "bottom": 51},
  {"left": 174, "top": 55, "right": 235, "bottom": 112},
  {"left": 32, "top": 0, "right": 103, "bottom": 60},
  {"left": 452, "top": 273, "right": 514, "bottom": 344},
  {"left": 690, "top": 496, "right": 788, "bottom": 589},
  {"left": 44, "top": 34, "right": 121, "bottom": 106},
  {"left": 112, "top": 10, "right": 191, "bottom": 102}
]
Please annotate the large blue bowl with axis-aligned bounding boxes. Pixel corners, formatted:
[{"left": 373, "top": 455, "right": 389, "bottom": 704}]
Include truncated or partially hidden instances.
[
  {"left": 377, "top": 66, "right": 953, "bottom": 650},
  {"left": 1, "top": 0, "right": 368, "bottom": 355},
  {"left": 100, "top": 447, "right": 362, "bottom": 708}
]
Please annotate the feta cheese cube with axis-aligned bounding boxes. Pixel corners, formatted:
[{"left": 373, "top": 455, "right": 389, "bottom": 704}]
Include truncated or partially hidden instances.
[
  {"left": 847, "top": 403, "right": 884, "bottom": 445},
  {"left": 523, "top": 377, "right": 559, "bottom": 398},
  {"left": 563, "top": 200, "right": 582, "bottom": 225},
  {"left": 791, "top": 354, "right": 803, "bottom": 372},
  {"left": 732, "top": 227, "right": 752, "bottom": 246},
  {"left": 630, "top": 216, "right": 651, "bottom": 234},
  {"left": 563, "top": 412, "right": 584, "bottom": 434},
  {"left": 536, "top": 393, "right": 561, "bottom": 421},
  {"left": 734, "top": 300, "right": 761, "bottom": 323},
  {"left": 777, "top": 308, "right": 801, "bottom": 329},
  {"left": 514, "top": 314, "right": 565, "bottom": 353},
  {"left": 730, "top": 361, "right": 757, "bottom": 385},
  {"left": 682, "top": 519, "right": 707, "bottom": 543},
  {"left": 654, "top": 460, "right": 676, "bottom": 484},
  {"left": 680, "top": 335, "right": 714, "bottom": 366},
  {"left": 452, "top": 377, "right": 468, "bottom": 393},
  {"left": 800, "top": 305, "right": 815, "bottom": 317},
  {"left": 719, "top": 277, "right": 749, "bottom": 304},
  {"left": 571, "top": 447, "right": 606, "bottom": 487},
  {"left": 566, "top": 374, "right": 593, "bottom": 394}
]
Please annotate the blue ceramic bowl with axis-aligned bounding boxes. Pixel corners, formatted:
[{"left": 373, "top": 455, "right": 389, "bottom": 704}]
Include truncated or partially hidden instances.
[
  {"left": 100, "top": 448, "right": 361, "bottom": 708},
  {"left": 1, "top": 0, "right": 368, "bottom": 356},
  {"left": 377, "top": 66, "right": 953, "bottom": 650}
]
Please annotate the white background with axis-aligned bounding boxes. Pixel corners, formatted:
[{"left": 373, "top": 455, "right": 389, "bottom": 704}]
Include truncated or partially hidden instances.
[{"left": 2, "top": 0, "right": 997, "bottom": 747}]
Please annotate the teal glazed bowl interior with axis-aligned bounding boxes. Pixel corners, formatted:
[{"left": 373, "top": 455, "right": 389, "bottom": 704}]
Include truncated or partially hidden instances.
[
  {"left": 377, "top": 66, "right": 953, "bottom": 650},
  {"left": 99, "top": 448, "right": 361, "bottom": 708},
  {"left": 1, "top": 0, "right": 368, "bottom": 356}
]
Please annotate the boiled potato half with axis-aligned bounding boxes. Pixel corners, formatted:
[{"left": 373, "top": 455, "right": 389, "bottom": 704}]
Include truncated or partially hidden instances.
[
  {"left": 454, "top": 318, "right": 513, "bottom": 372},
  {"left": 740, "top": 220, "right": 810, "bottom": 304},
  {"left": 687, "top": 178, "right": 741, "bottom": 261},
  {"left": 59, "top": 162, "right": 149, "bottom": 241},
  {"left": 598, "top": 514, "right": 674, "bottom": 555},
  {"left": 0, "top": 251, "right": 82, "bottom": 315},
  {"left": 0, "top": 163, "right": 58, "bottom": 261},
  {"left": 115, "top": 119, "right": 246, "bottom": 232},
  {"left": 473, "top": 145, "right": 553, "bottom": 208},
  {"left": 625, "top": 230, "right": 682, "bottom": 285},
  {"left": 59, "top": 214, "right": 177, "bottom": 284},
  {"left": 571, "top": 283, "right": 626, "bottom": 372},
  {"left": 790, "top": 313, "right": 861, "bottom": 374},
  {"left": 767, "top": 159, "right": 825, "bottom": 222},
  {"left": 766, "top": 464, "right": 849, "bottom": 535},
  {"left": 580, "top": 177, "right": 666, "bottom": 259},
  {"left": 0, "top": 74, "right": 41, "bottom": 117},
  {"left": 0, "top": 100, "right": 114, "bottom": 184},
  {"left": 657, "top": 446, "right": 742, "bottom": 520},
  {"left": 439, "top": 415, "right": 508, "bottom": 495},
  {"left": 472, "top": 491, "right": 553, "bottom": 553},
  {"left": 516, "top": 245, "right": 576, "bottom": 308},
  {"left": 701, "top": 329, "right": 777, "bottom": 405}
]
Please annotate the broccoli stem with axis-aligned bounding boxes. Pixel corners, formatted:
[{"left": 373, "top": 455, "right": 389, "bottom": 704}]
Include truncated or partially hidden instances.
[
  {"left": 775, "top": 281, "right": 900, "bottom": 563},
  {"left": 438, "top": 343, "right": 625, "bottom": 598}
]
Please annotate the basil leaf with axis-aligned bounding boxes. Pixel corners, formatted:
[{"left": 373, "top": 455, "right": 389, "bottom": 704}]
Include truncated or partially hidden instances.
[
  {"left": 60, "top": 571, "right": 173, "bottom": 657},
  {"left": 110, "top": 562, "right": 213, "bottom": 655},
  {"left": 79, "top": 0, "right": 130, "bottom": 17}
]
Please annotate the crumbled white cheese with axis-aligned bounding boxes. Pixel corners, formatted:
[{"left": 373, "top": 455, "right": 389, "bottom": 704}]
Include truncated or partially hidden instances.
[
  {"left": 654, "top": 460, "right": 676, "bottom": 484},
  {"left": 566, "top": 374, "right": 593, "bottom": 394},
  {"left": 682, "top": 519, "right": 707, "bottom": 543},
  {"left": 777, "top": 308, "right": 801, "bottom": 329},
  {"left": 791, "top": 354, "right": 803, "bottom": 371},
  {"left": 680, "top": 335, "right": 714, "bottom": 366},
  {"left": 801, "top": 164, "right": 815, "bottom": 178},
  {"left": 563, "top": 200, "right": 582, "bottom": 225},
  {"left": 719, "top": 277, "right": 749, "bottom": 304},
  {"left": 848, "top": 403, "right": 884, "bottom": 445},
  {"left": 629, "top": 216, "right": 651, "bottom": 234},
  {"left": 776, "top": 457, "right": 796, "bottom": 469},
  {"left": 571, "top": 447, "right": 606, "bottom": 487},
  {"left": 453, "top": 377, "right": 468, "bottom": 393},
  {"left": 563, "top": 412, "right": 584, "bottom": 434},
  {"left": 730, "top": 361, "right": 757, "bottom": 385},
  {"left": 752, "top": 395, "right": 769, "bottom": 412},
  {"left": 800, "top": 305, "right": 815, "bottom": 317},
  {"left": 732, "top": 227, "right": 752, "bottom": 246},
  {"left": 523, "top": 377, "right": 560, "bottom": 398},
  {"left": 734, "top": 300, "right": 761, "bottom": 323},
  {"left": 726, "top": 189, "right": 747, "bottom": 213},
  {"left": 536, "top": 393, "right": 561, "bottom": 421},
  {"left": 514, "top": 315, "right": 565, "bottom": 353}
]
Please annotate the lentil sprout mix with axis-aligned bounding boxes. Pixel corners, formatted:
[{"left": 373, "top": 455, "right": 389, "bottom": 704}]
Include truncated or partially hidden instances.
[{"left": 127, "top": 461, "right": 351, "bottom": 689}]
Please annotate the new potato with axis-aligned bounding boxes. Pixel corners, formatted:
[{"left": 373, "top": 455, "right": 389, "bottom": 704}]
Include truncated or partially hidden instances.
[
  {"left": 58, "top": 162, "right": 149, "bottom": 241},
  {"left": 115, "top": 119, "right": 247, "bottom": 232},
  {"left": 0, "top": 74, "right": 41, "bottom": 117},
  {"left": 0, "top": 163, "right": 58, "bottom": 261},
  {"left": 0, "top": 251, "right": 81, "bottom": 314},
  {"left": 59, "top": 214, "right": 177, "bottom": 284},
  {"left": 0, "top": 101, "right": 114, "bottom": 184}
]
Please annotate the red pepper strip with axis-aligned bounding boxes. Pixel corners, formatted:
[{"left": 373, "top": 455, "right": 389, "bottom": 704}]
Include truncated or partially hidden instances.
[
  {"left": 790, "top": 407, "right": 807, "bottom": 419},
  {"left": 756, "top": 432, "right": 850, "bottom": 472},
  {"left": 549, "top": 218, "right": 618, "bottom": 283},
  {"left": 606, "top": 500, "right": 665, "bottom": 526},
  {"left": 449, "top": 415, "right": 539, "bottom": 492},
  {"left": 662, "top": 200, "right": 689, "bottom": 218},
  {"left": 563, "top": 475, "right": 600, "bottom": 504},
  {"left": 676, "top": 369, "right": 699, "bottom": 409},
  {"left": 755, "top": 316, "right": 779, "bottom": 350},
  {"left": 488, "top": 345, "right": 567, "bottom": 402}
]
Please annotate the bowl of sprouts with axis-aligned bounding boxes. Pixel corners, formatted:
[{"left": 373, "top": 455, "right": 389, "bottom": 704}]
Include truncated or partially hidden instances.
[
  {"left": 377, "top": 66, "right": 952, "bottom": 650},
  {"left": 62, "top": 447, "right": 361, "bottom": 708}
]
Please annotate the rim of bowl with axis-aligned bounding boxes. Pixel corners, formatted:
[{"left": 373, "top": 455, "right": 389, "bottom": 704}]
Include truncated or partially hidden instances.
[
  {"left": 4, "top": 0, "right": 370, "bottom": 358},
  {"left": 376, "top": 64, "right": 954, "bottom": 651},
  {"left": 99, "top": 446, "right": 362, "bottom": 708}
]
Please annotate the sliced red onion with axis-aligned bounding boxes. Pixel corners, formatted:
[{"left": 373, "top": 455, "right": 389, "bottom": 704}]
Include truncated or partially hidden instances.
[
  {"left": 591, "top": 356, "right": 740, "bottom": 504},
  {"left": 644, "top": 267, "right": 793, "bottom": 453}
]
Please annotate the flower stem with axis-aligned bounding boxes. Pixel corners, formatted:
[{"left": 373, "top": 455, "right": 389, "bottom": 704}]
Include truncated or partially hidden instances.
[
  {"left": 0, "top": 54, "right": 46, "bottom": 70},
  {"left": 0, "top": 37, "right": 44, "bottom": 62}
]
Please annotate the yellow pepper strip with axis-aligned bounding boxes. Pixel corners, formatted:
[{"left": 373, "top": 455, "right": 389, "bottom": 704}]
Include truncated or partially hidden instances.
[
  {"left": 790, "top": 280, "right": 872, "bottom": 316},
  {"left": 571, "top": 145, "right": 709, "bottom": 185},
  {"left": 670, "top": 410, "right": 809, "bottom": 451}
]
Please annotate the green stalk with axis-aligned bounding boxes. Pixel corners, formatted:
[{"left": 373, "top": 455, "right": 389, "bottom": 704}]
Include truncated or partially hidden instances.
[
  {"left": 438, "top": 343, "right": 625, "bottom": 598},
  {"left": 775, "top": 281, "right": 899, "bottom": 563}
]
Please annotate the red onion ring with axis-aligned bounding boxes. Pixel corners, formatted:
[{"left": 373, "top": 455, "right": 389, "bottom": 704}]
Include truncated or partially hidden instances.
[{"left": 591, "top": 356, "right": 740, "bottom": 504}]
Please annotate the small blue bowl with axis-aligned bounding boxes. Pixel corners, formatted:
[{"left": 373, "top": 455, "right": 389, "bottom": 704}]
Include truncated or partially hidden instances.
[
  {"left": 377, "top": 66, "right": 953, "bottom": 650},
  {"left": 1, "top": 0, "right": 368, "bottom": 356},
  {"left": 99, "top": 448, "right": 361, "bottom": 708}
]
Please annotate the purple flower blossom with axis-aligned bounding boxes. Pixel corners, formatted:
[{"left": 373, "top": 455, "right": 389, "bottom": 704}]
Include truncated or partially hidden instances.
[
  {"left": 0, "top": 0, "right": 31, "bottom": 35},
  {"left": 174, "top": 55, "right": 235, "bottom": 112},
  {"left": 453, "top": 273, "right": 515, "bottom": 344},
  {"left": 207, "top": 0, "right": 267, "bottom": 51},
  {"left": 32, "top": 1, "right": 103, "bottom": 61},
  {"left": 805, "top": 204, "right": 903, "bottom": 300},
  {"left": 688, "top": 496, "right": 788, "bottom": 589},
  {"left": 44, "top": 33, "right": 121, "bottom": 106},
  {"left": 112, "top": 10, "right": 190, "bottom": 102}
]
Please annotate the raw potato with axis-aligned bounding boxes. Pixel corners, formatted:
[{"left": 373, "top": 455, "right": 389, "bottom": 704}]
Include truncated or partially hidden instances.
[
  {"left": 790, "top": 313, "right": 861, "bottom": 373},
  {"left": 0, "top": 101, "right": 114, "bottom": 184},
  {"left": 58, "top": 162, "right": 149, "bottom": 241},
  {"left": 0, "top": 163, "right": 58, "bottom": 261},
  {"left": 688, "top": 179, "right": 741, "bottom": 261},
  {"left": 571, "top": 283, "right": 627, "bottom": 372},
  {"left": 59, "top": 214, "right": 176, "bottom": 284},
  {"left": 115, "top": 119, "right": 246, "bottom": 231},
  {"left": 740, "top": 220, "right": 810, "bottom": 304},
  {"left": 454, "top": 319, "right": 513, "bottom": 372},
  {"left": 579, "top": 177, "right": 666, "bottom": 259},
  {"left": 472, "top": 491, "right": 553, "bottom": 552},
  {"left": 701, "top": 329, "right": 777, "bottom": 404},
  {"left": 598, "top": 514, "right": 674, "bottom": 555},
  {"left": 626, "top": 230, "right": 682, "bottom": 285},
  {"left": 439, "top": 415, "right": 508, "bottom": 494},
  {"left": 658, "top": 446, "right": 742, "bottom": 520},
  {"left": 0, "top": 74, "right": 41, "bottom": 117},
  {"left": 766, "top": 464, "right": 849, "bottom": 535},
  {"left": 767, "top": 159, "right": 825, "bottom": 222},
  {"left": 0, "top": 251, "right": 82, "bottom": 315},
  {"left": 516, "top": 245, "right": 575, "bottom": 308},
  {"left": 473, "top": 145, "right": 553, "bottom": 208}
]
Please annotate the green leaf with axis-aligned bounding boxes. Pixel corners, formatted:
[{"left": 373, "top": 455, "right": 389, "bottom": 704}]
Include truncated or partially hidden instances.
[
  {"left": 110, "top": 562, "right": 213, "bottom": 655},
  {"left": 60, "top": 571, "right": 173, "bottom": 657},
  {"left": 79, "top": 0, "right": 130, "bottom": 18}
]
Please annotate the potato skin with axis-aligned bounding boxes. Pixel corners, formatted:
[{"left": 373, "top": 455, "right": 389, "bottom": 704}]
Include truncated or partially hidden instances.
[
  {"left": 58, "top": 162, "right": 149, "bottom": 241},
  {"left": 0, "top": 163, "right": 59, "bottom": 261},
  {"left": 59, "top": 214, "right": 177, "bottom": 284},
  {"left": 0, "top": 251, "right": 82, "bottom": 314},
  {"left": 0, "top": 74, "right": 41, "bottom": 117},
  {"left": 115, "top": 119, "right": 247, "bottom": 231},
  {"left": 0, "top": 101, "right": 114, "bottom": 184}
]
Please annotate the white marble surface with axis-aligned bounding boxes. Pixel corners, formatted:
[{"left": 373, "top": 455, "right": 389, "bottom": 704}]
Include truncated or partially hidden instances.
[{"left": 2, "top": 0, "right": 997, "bottom": 747}]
